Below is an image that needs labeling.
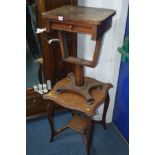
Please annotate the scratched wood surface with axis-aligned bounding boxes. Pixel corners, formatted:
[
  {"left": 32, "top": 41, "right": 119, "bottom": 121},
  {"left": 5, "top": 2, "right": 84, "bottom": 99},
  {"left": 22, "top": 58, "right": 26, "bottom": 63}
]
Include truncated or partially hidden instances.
[
  {"left": 43, "top": 76, "right": 113, "bottom": 116},
  {"left": 42, "top": 5, "right": 116, "bottom": 25}
]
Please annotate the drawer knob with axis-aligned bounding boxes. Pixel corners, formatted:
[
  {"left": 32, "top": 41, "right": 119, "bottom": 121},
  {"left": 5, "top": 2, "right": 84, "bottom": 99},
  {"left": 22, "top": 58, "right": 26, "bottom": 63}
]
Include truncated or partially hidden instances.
[
  {"left": 68, "top": 25, "right": 73, "bottom": 30},
  {"left": 33, "top": 99, "right": 36, "bottom": 103}
]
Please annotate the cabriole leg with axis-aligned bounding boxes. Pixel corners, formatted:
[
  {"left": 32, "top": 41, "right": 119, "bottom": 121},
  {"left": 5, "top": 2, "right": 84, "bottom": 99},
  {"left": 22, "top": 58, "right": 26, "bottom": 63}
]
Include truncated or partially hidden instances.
[
  {"left": 47, "top": 102, "right": 55, "bottom": 142},
  {"left": 102, "top": 92, "right": 110, "bottom": 129}
]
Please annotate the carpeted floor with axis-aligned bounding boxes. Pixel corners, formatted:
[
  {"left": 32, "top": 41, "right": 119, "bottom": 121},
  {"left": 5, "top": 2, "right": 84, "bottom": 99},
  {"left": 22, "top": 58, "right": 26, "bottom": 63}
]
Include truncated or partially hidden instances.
[{"left": 26, "top": 111, "right": 129, "bottom": 155}]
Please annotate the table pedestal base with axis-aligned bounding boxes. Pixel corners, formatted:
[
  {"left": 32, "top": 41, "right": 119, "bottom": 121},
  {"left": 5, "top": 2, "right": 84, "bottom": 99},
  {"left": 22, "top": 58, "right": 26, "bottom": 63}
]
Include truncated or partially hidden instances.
[{"left": 56, "top": 72, "right": 105, "bottom": 103}]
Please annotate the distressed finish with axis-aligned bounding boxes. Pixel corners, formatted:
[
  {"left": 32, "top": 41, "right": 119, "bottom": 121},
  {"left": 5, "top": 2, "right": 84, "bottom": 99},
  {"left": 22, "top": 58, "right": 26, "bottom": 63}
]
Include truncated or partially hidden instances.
[
  {"left": 42, "top": 5, "right": 115, "bottom": 99},
  {"left": 42, "top": 5, "right": 116, "bottom": 40},
  {"left": 56, "top": 73, "right": 111, "bottom": 103},
  {"left": 42, "top": 5, "right": 116, "bottom": 155},
  {"left": 58, "top": 31, "right": 103, "bottom": 68},
  {"left": 43, "top": 76, "right": 113, "bottom": 116},
  {"left": 43, "top": 77, "right": 112, "bottom": 155}
]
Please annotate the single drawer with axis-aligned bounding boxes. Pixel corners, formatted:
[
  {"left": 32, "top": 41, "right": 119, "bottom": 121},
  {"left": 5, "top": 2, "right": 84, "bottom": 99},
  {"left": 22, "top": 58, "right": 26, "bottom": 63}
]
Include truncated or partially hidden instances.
[{"left": 50, "top": 22, "right": 93, "bottom": 35}]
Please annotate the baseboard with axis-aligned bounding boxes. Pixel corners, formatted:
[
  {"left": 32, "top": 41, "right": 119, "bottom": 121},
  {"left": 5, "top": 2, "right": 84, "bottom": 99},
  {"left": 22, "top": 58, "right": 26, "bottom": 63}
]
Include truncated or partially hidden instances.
[{"left": 112, "top": 122, "right": 129, "bottom": 145}]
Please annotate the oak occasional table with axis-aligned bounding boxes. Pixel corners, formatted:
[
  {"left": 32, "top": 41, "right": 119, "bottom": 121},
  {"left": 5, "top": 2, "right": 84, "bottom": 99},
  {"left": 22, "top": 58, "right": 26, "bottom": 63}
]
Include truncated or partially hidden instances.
[{"left": 42, "top": 5, "right": 116, "bottom": 155}]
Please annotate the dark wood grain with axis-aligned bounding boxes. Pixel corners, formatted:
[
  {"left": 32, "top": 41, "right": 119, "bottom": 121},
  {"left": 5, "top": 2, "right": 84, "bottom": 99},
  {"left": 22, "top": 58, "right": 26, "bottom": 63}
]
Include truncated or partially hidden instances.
[
  {"left": 41, "top": 5, "right": 115, "bottom": 155},
  {"left": 42, "top": 5, "right": 116, "bottom": 40},
  {"left": 42, "top": 5, "right": 116, "bottom": 25},
  {"left": 75, "top": 65, "right": 84, "bottom": 86}
]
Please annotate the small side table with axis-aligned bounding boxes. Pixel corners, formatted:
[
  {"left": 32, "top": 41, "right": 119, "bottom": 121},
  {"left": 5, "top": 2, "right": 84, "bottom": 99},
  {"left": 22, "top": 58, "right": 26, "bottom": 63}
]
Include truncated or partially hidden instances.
[
  {"left": 43, "top": 75, "right": 113, "bottom": 155},
  {"left": 42, "top": 5, "right": 116, "bottom": 155}
]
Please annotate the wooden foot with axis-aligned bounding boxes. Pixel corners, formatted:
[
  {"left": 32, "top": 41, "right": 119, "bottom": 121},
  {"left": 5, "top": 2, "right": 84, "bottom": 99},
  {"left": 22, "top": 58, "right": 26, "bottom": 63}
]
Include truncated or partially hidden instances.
[{"left": 56, "top": 73, "right": 104, "bottom": 104}]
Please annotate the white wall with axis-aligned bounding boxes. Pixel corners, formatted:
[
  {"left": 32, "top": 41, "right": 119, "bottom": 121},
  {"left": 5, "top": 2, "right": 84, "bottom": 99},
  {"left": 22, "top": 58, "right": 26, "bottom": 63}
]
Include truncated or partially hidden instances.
[{"left": 78, "top": 0, "right": 129, "bottom": 122}]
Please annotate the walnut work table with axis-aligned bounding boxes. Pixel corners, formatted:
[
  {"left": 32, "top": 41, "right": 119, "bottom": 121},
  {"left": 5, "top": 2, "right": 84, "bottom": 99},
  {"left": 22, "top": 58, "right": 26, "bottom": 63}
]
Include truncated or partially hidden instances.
[{"left": 42, "top": 5, "right": 116, "bottom": 155}]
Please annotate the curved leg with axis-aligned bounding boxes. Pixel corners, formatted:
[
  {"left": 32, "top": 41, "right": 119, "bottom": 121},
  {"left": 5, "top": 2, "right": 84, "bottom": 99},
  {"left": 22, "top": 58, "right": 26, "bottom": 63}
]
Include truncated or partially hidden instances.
[
  {"left": 82, "top": 117, "right": 93, "bottom": 155},
  {"left": 47, "top": 101, "right": 55, "bottom": 142},
  {"left": 102, "top": 92, "right": 110, "bottom": 129}
]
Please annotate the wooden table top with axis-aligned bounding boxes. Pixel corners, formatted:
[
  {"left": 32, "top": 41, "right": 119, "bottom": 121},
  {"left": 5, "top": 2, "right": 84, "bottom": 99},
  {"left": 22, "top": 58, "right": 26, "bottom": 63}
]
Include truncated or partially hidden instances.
[
  {"left": 42, "top": 5, "right": 116, "bottom": 25},
  {"left": 43, "top": 77, "right": 112, "bottom": 116}
]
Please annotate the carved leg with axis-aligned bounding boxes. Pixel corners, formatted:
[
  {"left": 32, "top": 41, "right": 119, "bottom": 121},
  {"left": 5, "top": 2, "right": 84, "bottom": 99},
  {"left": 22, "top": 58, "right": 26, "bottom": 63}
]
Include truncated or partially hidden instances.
[
  {"left": 102, "top": 92, "right": 110, "bottom": 129},
  {"left": 82, "top": 117, "right": 93, "bottom": 155},
  {"left": 47, "top": 102, "right": 55, "bottom": 142}
]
